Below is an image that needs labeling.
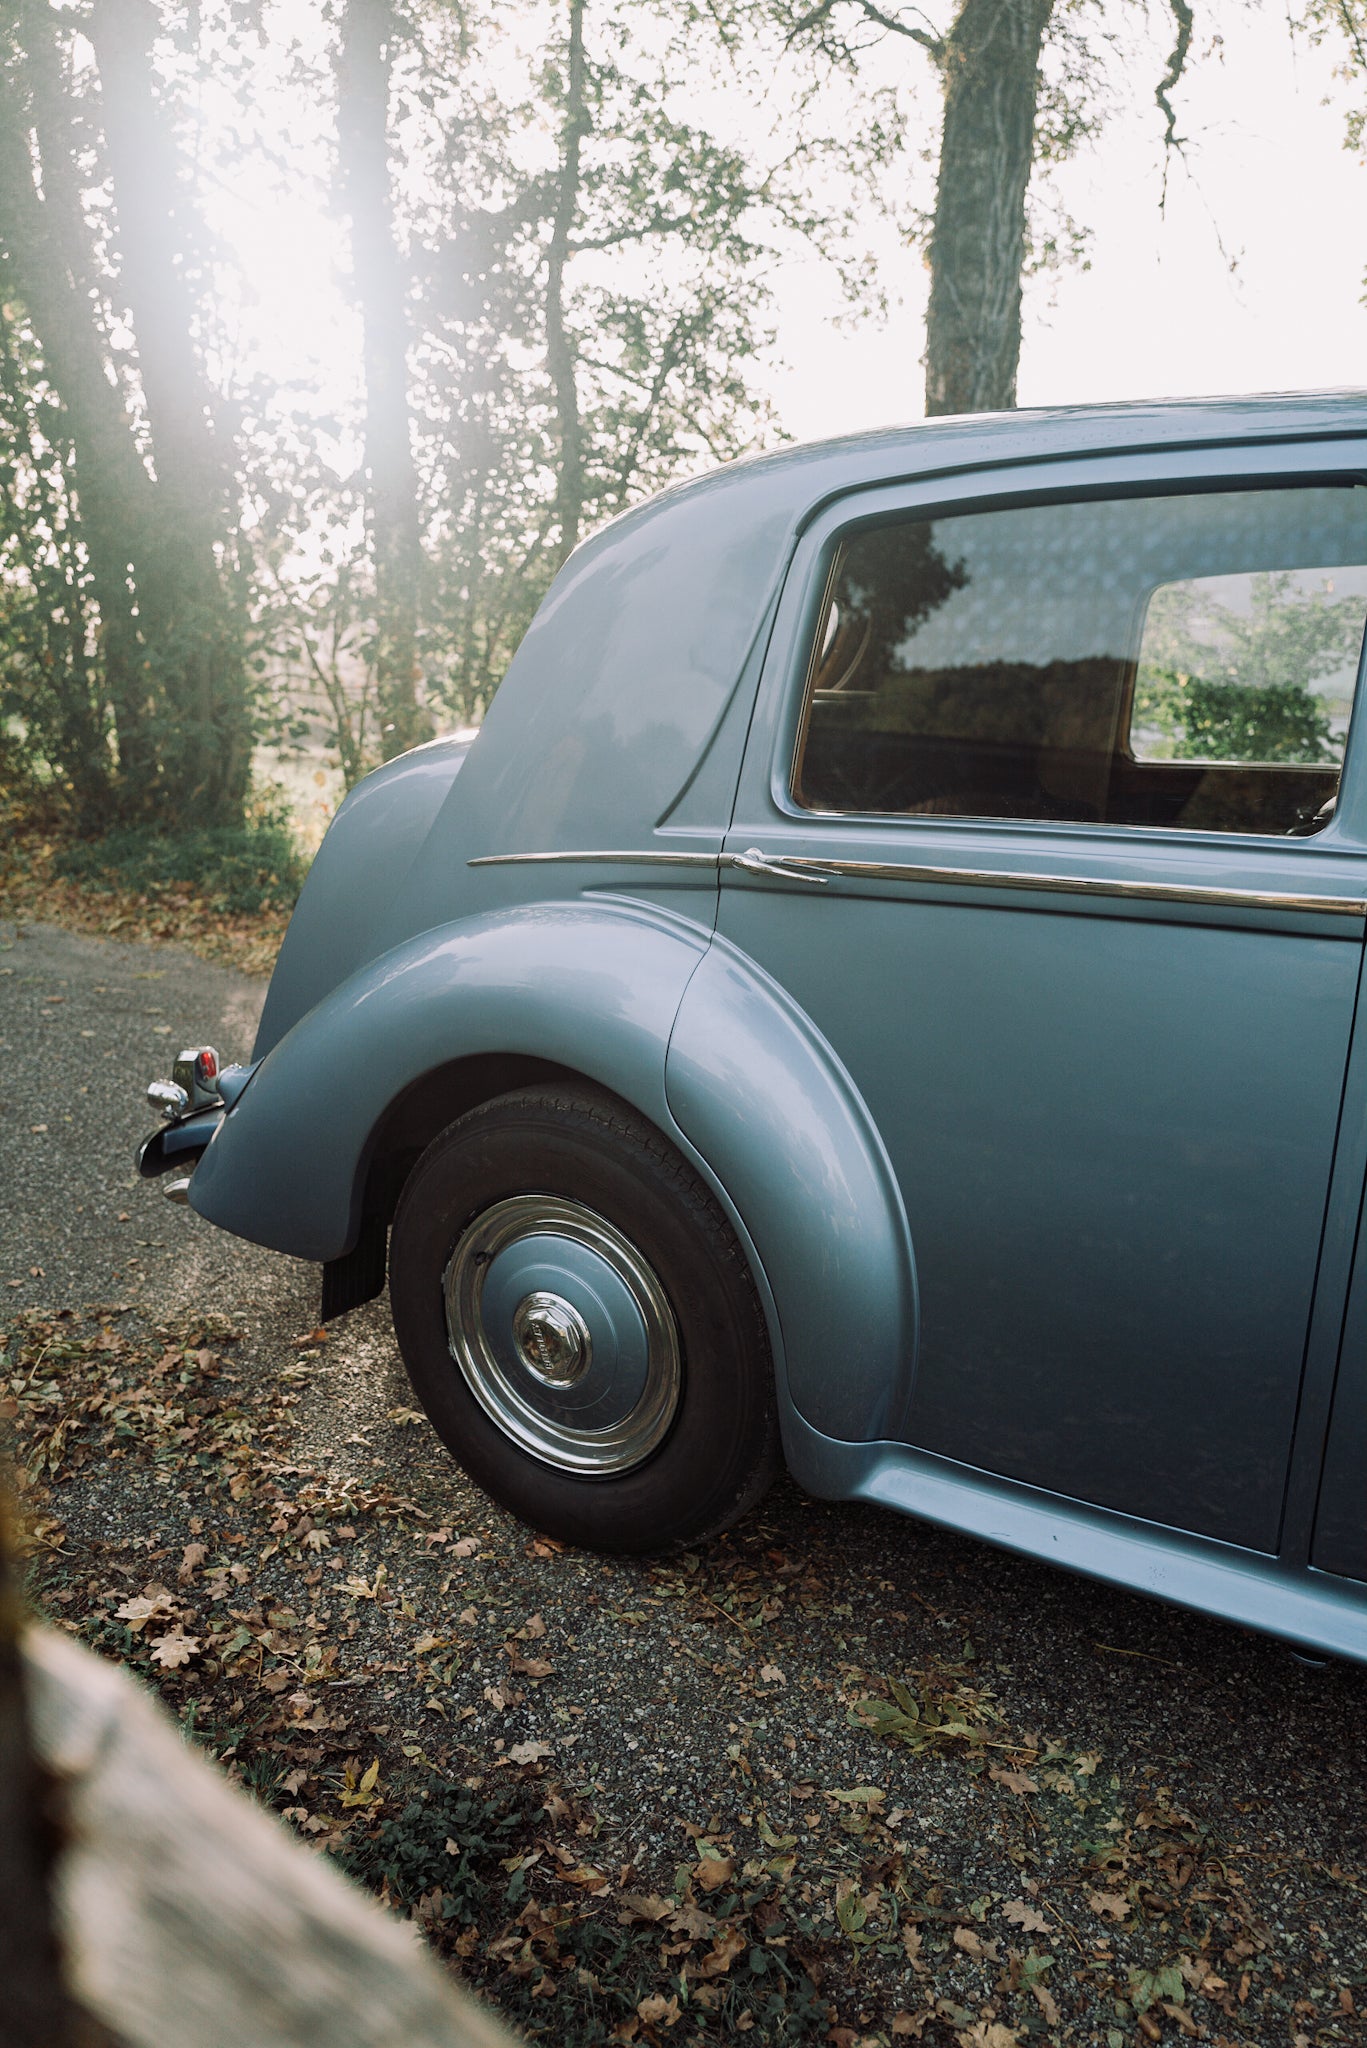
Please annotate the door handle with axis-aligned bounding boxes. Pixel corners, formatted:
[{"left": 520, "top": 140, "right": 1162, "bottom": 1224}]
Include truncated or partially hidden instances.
[{"left": 725, "top": 847, "right": 829, "bottom": 885}]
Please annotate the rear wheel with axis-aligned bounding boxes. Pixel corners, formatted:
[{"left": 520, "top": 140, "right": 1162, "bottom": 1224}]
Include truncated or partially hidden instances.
[{"left": 388, "top": 1085, "right": 779, "bottom": 1553}]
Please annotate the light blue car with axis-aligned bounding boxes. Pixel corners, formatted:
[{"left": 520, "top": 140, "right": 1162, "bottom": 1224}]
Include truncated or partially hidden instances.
[{"left": 141, "top": 394, "right": 1367, "bottom": 1664}]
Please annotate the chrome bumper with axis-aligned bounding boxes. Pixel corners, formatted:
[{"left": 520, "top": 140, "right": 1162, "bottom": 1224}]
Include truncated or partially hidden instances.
[{"left": 136, "top": 1050, "right": 255, "bottom": 1189}]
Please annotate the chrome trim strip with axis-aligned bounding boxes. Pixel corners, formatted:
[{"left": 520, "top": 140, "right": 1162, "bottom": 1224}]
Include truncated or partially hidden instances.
[
  {"left": 467, "top": 847, "right": 1367, "bottom": 920},
  {"left": 756, "top": 855, "right": 1367, "bottom": 920},
  {"left": 469, "top": 850, "right": 717, "bottom": 869}
]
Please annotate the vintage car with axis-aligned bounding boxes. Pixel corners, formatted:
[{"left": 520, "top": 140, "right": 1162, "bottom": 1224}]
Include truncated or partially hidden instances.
[{"left": 140, "top": 393, "right": 1367, "bottom": 1663}]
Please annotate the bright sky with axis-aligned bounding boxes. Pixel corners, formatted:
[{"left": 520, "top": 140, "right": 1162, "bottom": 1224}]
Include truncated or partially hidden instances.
[
  {"left": 767, "top": 6, "right": 1367, "bottom": 440},
  {"left": 207, "top": 4, "right": 1367, "bottom": 455}
]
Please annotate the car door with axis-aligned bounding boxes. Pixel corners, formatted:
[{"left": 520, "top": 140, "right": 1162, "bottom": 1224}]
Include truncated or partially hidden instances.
[{"left": 719, "top": 443, "right": 1367, "bottom": 1554}]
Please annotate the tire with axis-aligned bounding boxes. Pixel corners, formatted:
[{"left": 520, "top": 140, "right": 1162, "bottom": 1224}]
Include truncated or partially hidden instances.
[{"left": 387, "top": 1084, "right": 780, "bottom": 1553}]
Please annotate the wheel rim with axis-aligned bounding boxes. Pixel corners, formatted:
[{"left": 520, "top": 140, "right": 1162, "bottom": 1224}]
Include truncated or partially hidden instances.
[{"left": 442, "top": 1194, "right": 682, "bottom": 1476}]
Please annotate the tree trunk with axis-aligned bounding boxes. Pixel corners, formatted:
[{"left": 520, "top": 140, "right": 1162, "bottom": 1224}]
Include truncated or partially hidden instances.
[
  {"left": 0, "top": 15, "right": 158, "bottom": 801},
  {"left": 337, "top": 0, "right": 429, "bottom": 761},
  {"left": 924, "top": 0, "right": 1054, "bottom": 416},
  {"left": 86, "top": 0, "right": 252, "bottom": 822},
  {"left": 0, "top": 303, "right": 112, "bottom": 814},
  {"left": 545, "top": 0, "right": 587, "bottom": 566}
]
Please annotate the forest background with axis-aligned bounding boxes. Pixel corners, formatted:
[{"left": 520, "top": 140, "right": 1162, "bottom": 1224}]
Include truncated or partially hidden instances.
[{"left": 2, "top": 0, "right": 1367, "bottom": 932}]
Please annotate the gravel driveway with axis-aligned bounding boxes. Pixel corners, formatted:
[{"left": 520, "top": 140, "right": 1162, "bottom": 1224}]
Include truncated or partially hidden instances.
[{"left": 3, "top": 915, "right": 1366, "bottom": 2048}]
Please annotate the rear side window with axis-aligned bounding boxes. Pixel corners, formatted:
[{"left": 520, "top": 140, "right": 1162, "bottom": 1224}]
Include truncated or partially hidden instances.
[{"left": 793, "top": 485, "right": 1367, "bottom": 836}]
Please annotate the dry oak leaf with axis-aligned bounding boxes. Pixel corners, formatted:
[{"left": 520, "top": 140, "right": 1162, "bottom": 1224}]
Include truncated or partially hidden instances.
[
  {"left": 952, "top": 1926, "right": 1000, "bottom": 1962},
  {"left": 177, "top": 1541, "right": 208, "bottom": 1583},
  {"left": 692, "top": 1854, "right": 736, "bottom": 1894},
  {"left": 687, "top": 1927, "right": 746, "bottom": 1980},
  {"left": 1031, "top": 1981, "right": 1060, "bottom": 2027},
  {"left": 507, "top": 1738, "right": 555, "bottom": 1765},
  {"left": 636, "top": 1994, "right": 682, "bottom": 2027},
  {"left": 668, "top": 1900, "right": 717, "bottom": 1940},
  {"left": 1087, "top": 1889, "right": 1132, "bottom": 1921},
  {"left": 1001, "top": 1898, "right": 1050, "bottom": 1934},
  {"left": 988, "top": 1764, "right": 1038, "bottom": 1795},
  {"left": 149, "top": 1630, "right": 199, "bottom": 1669},
  {"left": 114, "top": 1587, "right": 177, "bottom": 1632},
  {"left": 506, "top": 1647, "right": 554, "bottom": 1678},
  {"left": 891, "top": 2016, "right": 929, "bottom": 2039},
  {"left": 956, "top": 2028, "right": 1021, "bottom": 2048},
  {"left": 759, "top": 1663, "right": 785, "bottom": 1684},
  {"left": 617, "top": 1892, "right": 674, "bottom": 1925}
]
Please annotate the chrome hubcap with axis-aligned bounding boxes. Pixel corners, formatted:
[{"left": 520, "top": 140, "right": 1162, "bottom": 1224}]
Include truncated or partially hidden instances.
[
  {"left": 511, "top": 1291, "right": 592, "bottom": 1387},
  {"left": 443, "top": 1195, "right": 681, "bottom": 1476}
]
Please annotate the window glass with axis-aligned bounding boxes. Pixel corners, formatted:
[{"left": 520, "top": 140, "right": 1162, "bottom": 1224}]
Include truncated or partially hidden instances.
[{"left": 793, "top": 486, "right": 1367, "bottom": 836}]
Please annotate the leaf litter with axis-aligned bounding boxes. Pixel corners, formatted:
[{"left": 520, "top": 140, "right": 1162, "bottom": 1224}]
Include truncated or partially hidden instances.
[{"left": 4, "top": 1301, "right": 1367, "bottom": 2047}]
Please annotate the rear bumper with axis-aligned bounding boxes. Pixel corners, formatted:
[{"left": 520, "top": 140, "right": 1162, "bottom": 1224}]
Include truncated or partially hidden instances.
[
  {"left": 136, "top": 1106, "right": 224, "bottom": 1178},
  {"left": 136, "top": 1059, "right": 256, "bottom": 1179}
]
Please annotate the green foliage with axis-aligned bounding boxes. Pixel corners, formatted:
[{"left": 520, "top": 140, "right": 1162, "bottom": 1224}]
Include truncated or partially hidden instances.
[
  {"left": 1134, "top": 570, "right": 1363, "bottom": 764},
  {"left": 338, "top": 1782, "right": 528, "bottom": 1923},
  {"left": 1134, "top": 666, "right": 1338, "bottom": 764},
  {"left": 51, "top": 800, "right": 306, "bottom": 917}
]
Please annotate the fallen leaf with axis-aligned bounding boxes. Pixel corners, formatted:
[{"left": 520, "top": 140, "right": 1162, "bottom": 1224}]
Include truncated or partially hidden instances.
[
  {"left": 507, "top": 1738, "right": 555, "bottom": 1765},
  {"left": 955, "top": 2027, "right": 1020, "bottom": 2048},
  {"left": 668, "top": 1900, "right": 717, "bottom": 1939},
  {"left": 115, "top": 1588, "right": 177, "bottom": 1632},
  {"left": 149, "top": 1630, "right": 199, "bottom": 1668},
  {"left": 1001, "top": 1898, "right": 1050, "bottom": 1934},
  {"left": 1087, "top": 1889, "right": 1132, "bottom": 1922},
  {"left": 617, "top": 1892, "right": 674, "bottom": 1924},
  {"left": 1028, "top": 1973, "right": 1060, "bottom": 2026},
  {"left": 636, "top": 1993, "right": 681, "bottom": 2027},
  {"left": 687, "top": 1926, "right": 746, "bottom": 1979},
  {"left": 759, "top": 1663, "right": 785, "bottom": 1684},
  {"left": 988, "top": 1764, "right": 1038, "bottom": 1795},
  {"left": 340, "top": 1756, "right": 381, "bottom": 1808},
  {"left": 506, "top": 1648, "right": 554, "bottom": 1678},
  {"left": 692, "top": 1855, "right": 735, "bottom": 1893},
  {"left": 826, "top": 1785, "right": 886, "bottom": 1807},
  {"left": 452, "top": 1536, "right": 479, "bottom": 1557},
  {"left": 177, "top": 1542, "right": 207, "bottom": 1583}
]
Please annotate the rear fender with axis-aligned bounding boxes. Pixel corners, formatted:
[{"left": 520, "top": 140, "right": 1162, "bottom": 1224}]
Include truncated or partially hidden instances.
[
  {"left": 190, "top": 901, "right": 710, "bottom": 1261},
  {"left": 665, "top": 936, "right": 919, "bottom": 1445},
  {"left": 192, "top": 902, "right": 918, "bottom": 1445}
]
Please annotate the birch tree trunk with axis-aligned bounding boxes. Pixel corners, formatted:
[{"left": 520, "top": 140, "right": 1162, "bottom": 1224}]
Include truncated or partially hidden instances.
[{"left": 923, "top": 0, "right": 1055, "bottom": 415}]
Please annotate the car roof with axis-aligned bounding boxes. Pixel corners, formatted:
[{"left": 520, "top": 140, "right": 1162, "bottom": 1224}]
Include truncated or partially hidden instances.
[
  {"left": 428, "top": 391, "right": 1367, "bottom": 883},
  {"left": 625, "top": 388, "right": 1367, "bottom": 528}
]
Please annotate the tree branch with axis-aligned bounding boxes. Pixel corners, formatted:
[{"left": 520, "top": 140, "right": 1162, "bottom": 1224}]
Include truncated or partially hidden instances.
[
  {"left": 786, "top": 0, "right": 944, "bottom": 59},
  {"left": 1156, "top": 0, "right": 1194, "bottom": 153}
]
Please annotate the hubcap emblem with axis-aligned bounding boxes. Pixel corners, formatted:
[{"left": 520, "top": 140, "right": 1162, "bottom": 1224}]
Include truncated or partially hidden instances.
[{"left": 511, "top": 1292, "right": 591, "bottom": 1387}]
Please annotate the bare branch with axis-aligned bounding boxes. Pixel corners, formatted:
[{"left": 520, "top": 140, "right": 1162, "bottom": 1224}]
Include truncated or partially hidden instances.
[
  {"left": 786, "top": 0, "right": 944, "bottom": 59},
  {"left": 1156, "top": 0, "right": 1194, "bottom": 153}
]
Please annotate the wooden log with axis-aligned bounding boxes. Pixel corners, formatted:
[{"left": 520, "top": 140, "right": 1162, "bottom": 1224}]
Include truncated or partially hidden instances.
[{"left": 22, "top": 1627, "right": 518, "bottom": 2048}]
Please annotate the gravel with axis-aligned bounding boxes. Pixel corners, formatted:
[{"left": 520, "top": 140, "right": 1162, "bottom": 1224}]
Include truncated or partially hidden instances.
[{"left": 4, "top": 914, "right": 1367, "bottom": 2047}]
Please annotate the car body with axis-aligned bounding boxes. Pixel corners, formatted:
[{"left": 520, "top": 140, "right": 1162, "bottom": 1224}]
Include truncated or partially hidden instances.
[{"left": 141, "top": 393, "right": 1367, "bottom": 1662}]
